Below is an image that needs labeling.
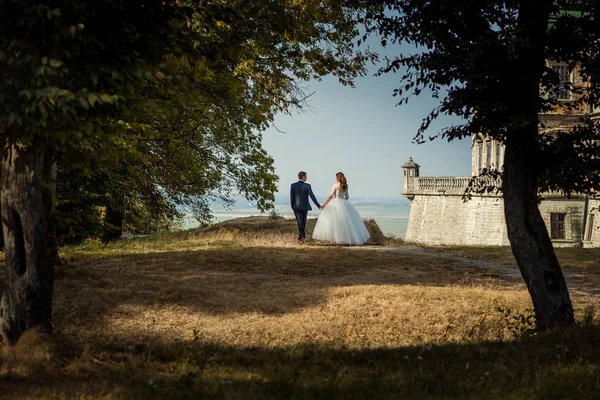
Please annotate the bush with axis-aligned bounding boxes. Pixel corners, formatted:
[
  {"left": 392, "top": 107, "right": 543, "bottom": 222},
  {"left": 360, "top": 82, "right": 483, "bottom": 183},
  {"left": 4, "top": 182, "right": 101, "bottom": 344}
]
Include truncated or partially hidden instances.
[{"left": 364, "top": 219, "right": 385, "bottom": 245}]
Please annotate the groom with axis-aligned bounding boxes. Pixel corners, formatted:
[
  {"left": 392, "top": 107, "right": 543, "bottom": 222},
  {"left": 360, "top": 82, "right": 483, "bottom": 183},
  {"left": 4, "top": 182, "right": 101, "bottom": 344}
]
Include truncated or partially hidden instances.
[{"left": 290, "top": 171, "right": 321, "bottom": 241}]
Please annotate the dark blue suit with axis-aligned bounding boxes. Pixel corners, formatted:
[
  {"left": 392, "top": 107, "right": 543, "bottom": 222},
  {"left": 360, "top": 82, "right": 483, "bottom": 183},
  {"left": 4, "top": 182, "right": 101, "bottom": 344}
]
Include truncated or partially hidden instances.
[{"left": 290, "top": 180, "right": 321, "bottom": 239}]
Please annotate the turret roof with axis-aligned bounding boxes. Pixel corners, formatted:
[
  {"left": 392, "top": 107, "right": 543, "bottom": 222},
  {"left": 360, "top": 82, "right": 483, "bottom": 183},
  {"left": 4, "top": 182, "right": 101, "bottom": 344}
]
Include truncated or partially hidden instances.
[{"left": 402, "top": 157, "right": 420, "bottom": 168}]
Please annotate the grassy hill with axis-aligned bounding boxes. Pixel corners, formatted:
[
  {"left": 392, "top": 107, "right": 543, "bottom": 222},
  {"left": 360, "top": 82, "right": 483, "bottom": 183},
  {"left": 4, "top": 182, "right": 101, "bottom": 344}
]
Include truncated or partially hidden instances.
[
  {"left": 202, "top": 215, "right": 390, "bottom": 245},
  {"left": 2, "top": 217, "right": 600, "bottom": 399}
]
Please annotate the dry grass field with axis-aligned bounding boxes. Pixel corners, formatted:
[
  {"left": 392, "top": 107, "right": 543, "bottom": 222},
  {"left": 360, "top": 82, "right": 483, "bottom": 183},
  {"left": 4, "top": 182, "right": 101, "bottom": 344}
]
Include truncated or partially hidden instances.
[
  {"left": 2, "top": 216, "right": 600, "bottom": 399},
  {"left": 434, "top": 245, "right": 600, "bottom": 291}
]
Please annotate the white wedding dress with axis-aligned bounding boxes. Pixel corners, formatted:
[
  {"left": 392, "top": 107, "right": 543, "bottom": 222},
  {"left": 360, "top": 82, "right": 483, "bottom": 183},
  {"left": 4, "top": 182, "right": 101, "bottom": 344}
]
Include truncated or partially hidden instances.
[{"left": 312, "top": 183, "right": 370, "bottom": 245}]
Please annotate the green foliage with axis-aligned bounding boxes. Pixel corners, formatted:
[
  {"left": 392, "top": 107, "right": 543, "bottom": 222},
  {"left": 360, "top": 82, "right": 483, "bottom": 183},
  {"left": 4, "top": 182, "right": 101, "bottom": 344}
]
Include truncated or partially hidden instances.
[
  {"left": 538, "top": 120, "right": 600, "bottom": 196},
  {"left": 268, "top": 209, "right": 283, "bottom": 220},
  {"left": 368, "top": 0, "right": 600, "bottom": 193},
  {"left": 55, "top": 155, "right": 182, "bottom": 243},
  {"left": 0, "top": 1, "right": 378, "bottom": 241},
  {"left": 122, "top": 198, "right": 181, "bottom": 235},
  {"left": 0, "top": 1, "right": 172, "bottom": 149},
  {"left": 54, "top": 160, "right": 107, "bottom": 244},
  {"left": 497, "top": 307, "right": 537, "bottom": 339}
]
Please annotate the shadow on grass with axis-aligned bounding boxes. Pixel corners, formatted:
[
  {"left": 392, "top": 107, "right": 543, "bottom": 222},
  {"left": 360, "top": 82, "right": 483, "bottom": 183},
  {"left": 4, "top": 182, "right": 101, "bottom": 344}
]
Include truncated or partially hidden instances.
[
  {"left": 434, "top": 245, "right": 600, "bottom": 272},
  {"left": 4, "top": 324, "right": 600, "bottom": 399},
  {"left": 52, "top": 246, "right": 490, "bottom": 324}
]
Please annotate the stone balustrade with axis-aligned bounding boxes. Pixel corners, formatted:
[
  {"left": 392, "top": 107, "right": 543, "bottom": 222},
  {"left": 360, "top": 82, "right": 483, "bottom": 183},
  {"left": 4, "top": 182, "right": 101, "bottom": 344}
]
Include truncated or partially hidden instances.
[
  {"left": 404, "top": 175, "right": 500, "bottom": 196},
  {"left": 416, "top": 176, "right": 472, "bottom": 190}
]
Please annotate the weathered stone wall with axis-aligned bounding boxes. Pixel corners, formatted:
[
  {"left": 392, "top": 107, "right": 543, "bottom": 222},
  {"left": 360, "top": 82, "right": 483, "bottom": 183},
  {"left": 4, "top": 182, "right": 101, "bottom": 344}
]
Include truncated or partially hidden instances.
[
  {"left": 405, "top": 193, "right": 587, "bottom": 247},
  {"left": 401, "top": 153, "right": 597, "bottom": 248},
  {"left": 405, "top": 194, "right": 509, "bottom": 246},
  {"left": 538, "top": 196, "right": 586, "bottom": 247}
]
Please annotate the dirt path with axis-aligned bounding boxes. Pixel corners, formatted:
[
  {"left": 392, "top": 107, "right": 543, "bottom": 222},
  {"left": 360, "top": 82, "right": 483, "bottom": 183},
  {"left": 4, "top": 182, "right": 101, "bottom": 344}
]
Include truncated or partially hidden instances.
[{"left": 349, "top": 245, "right": 600, "bottom": 299}]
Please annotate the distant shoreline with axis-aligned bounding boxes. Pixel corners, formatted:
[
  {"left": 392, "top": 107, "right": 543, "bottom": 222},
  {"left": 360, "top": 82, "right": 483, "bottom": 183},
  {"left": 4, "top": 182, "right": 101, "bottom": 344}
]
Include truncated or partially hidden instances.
[{"left": 183, "top": 204, "right": 410, "bottom": 237}]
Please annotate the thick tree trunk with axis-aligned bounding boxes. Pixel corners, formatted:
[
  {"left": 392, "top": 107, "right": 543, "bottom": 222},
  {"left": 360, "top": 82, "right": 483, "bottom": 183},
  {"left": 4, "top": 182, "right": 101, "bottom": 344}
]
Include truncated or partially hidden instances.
[
  {"left": 0, "top": 137, "right": 54, "bottom": 344},
  {"left": 500, "top": 0, "right": 574, "bottom": 329},
  {"left": 503, "top": 133, "right": 574, "bottom": 329}
]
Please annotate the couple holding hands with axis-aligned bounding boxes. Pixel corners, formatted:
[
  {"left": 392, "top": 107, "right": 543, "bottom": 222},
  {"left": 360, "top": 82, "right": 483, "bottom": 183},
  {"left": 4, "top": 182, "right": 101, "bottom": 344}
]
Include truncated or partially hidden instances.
[{"left": 290, "top": 171, "right": 370, "bottom": 245}]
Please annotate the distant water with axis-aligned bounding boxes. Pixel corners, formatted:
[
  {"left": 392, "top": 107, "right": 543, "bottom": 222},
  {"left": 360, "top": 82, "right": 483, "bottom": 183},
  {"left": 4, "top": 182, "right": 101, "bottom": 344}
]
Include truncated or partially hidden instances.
[{"left": 182, "top": 204, "right": 410, "bottom": 238}]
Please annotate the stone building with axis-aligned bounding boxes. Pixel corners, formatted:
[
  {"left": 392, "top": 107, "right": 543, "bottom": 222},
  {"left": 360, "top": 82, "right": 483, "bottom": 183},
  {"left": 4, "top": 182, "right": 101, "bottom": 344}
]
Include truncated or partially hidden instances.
[{"left": 401, "top": 62, "right": 600, "bottom": 247}]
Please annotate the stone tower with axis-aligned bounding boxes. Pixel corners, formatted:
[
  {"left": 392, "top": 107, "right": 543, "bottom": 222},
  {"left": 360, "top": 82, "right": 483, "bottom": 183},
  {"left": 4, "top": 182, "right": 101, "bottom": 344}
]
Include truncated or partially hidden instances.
[{"left": 401, "top": 157, "right": 420, "bottom": 200}]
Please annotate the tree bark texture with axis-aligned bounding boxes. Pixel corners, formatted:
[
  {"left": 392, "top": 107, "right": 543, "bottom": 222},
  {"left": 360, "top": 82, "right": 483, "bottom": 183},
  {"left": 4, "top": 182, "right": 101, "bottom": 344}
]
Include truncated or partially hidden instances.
[
  {"left": 0, "top": 137, "right": 55, "bottom": 344},
  {"left": 502, "top": 0, "right": 574, "bottom": 329},
  {"left": 503, "top": 134, "right": 574, "bottom": 329},
  {"left": 44, "top": 161, "right": 61, "bottom": 266}
]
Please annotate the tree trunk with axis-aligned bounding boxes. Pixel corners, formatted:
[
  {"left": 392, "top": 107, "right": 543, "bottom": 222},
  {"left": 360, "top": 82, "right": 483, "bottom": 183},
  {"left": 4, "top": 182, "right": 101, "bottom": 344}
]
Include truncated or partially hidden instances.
[
  {"left": 503, "top": 133, "right": 574, "bottom": 329},
  {"left": 44, "top": 161, "right": 62, "bottom": 266},
  {"left": 0, "top": 137, "right": 55, "bottom": 344},
  {"left": 500, "top": 0, "right": 574, "bottom": 329},
  {"left": 102, "top": 194, "right": 124, "bottom": 242}
]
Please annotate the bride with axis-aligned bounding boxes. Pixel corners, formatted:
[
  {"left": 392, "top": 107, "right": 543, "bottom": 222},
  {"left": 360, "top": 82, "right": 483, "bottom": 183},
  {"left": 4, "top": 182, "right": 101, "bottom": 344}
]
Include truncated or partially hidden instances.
[{"left": 312, "top": 172, "right": 370, "bottom": 245}]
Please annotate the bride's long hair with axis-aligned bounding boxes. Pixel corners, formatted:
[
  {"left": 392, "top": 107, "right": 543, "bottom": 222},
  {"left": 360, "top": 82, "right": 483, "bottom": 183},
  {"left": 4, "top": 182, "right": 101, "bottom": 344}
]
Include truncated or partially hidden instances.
[{"left": 336, "top": 172, "right": 348, "bottom": 191}]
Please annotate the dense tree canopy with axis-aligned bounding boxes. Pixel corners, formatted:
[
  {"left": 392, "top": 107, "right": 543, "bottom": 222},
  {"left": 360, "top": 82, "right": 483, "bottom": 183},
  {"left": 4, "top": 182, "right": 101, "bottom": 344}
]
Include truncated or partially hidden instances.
[{"left": 53, "top": 0, "right": 381, "bottom": 242}]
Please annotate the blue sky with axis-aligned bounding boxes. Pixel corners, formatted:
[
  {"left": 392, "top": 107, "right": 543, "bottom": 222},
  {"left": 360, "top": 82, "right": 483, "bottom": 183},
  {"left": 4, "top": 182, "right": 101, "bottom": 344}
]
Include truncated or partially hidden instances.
[{"left": 261, "top": 41, "right": 473, "bottom": 200}]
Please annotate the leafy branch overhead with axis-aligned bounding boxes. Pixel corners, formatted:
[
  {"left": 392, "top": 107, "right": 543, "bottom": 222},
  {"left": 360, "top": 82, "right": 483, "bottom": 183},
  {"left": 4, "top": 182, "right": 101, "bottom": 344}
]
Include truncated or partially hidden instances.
[
  {"left": 367, "top": 0, "right": 600, "bottom": 195},
  {"left": 1, "top": 0, "right": 378, "bottom": 231},
  {"left": 0, "top": 0, "right": 377, "bottom": 155}
]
